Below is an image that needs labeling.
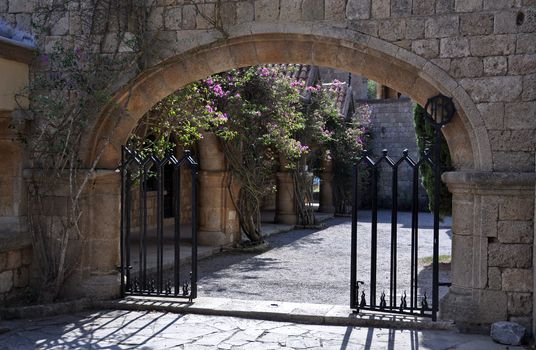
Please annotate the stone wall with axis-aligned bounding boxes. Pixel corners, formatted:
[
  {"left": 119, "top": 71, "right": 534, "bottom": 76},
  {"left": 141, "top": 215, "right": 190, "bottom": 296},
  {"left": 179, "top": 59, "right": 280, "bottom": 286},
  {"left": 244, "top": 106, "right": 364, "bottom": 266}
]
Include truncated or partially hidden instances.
[
  {"left": 0, "top": 246, "right": 32, "bottom": 305},
  {"left": 366, "top": 98, "right": 429, "bottom": 210}
]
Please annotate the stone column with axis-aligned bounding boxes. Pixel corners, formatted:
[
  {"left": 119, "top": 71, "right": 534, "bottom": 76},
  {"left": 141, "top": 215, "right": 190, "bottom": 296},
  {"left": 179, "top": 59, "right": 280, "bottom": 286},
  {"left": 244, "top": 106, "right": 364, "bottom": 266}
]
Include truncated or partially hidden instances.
[
  {"left": 440, "top": 171, "right": 535, "bottom": 332},
  {"left": 197, "top": 133, "right": 240, "bottom": 246},
  {"left": 318, "top": 154, "right": 335, "bottom": 213},
  {"left": 275, "top": 159, "right": 298, "bottom": 225}
]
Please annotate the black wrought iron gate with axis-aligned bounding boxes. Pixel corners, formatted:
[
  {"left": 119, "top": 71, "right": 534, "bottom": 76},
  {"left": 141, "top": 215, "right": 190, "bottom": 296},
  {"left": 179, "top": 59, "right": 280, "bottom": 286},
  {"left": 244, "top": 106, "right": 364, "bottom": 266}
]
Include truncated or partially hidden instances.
[
  {"left": 350, "top": 94, "right": 455, "bottom": 320},
  {"left": 120, "top": 146, "right": 198, "bottom": 300}
]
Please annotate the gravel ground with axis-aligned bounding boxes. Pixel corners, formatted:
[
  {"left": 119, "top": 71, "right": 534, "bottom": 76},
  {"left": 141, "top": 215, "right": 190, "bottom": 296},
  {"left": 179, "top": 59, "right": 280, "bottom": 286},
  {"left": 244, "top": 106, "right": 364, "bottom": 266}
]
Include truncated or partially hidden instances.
[{"left": 193, "top": 211, "right": 451, "bottom": 308}]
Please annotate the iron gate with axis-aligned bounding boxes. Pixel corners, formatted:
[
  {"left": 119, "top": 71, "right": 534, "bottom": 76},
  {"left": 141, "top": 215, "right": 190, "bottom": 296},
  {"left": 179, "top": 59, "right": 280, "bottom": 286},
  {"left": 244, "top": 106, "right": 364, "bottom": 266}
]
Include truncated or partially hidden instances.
[
  {"left": 120, "top": 146, "right": 198, "bottom": 300},
  {"left": 350, "top": 94, "right": 455, "bottom": 320}
]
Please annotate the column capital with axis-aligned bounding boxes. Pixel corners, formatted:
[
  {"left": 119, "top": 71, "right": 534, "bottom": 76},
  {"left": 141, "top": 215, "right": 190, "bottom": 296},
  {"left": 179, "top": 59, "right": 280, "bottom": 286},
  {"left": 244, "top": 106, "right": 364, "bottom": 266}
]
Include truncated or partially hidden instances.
[{"left": 443, "top": 171, "right": 535, "bottom": 195}]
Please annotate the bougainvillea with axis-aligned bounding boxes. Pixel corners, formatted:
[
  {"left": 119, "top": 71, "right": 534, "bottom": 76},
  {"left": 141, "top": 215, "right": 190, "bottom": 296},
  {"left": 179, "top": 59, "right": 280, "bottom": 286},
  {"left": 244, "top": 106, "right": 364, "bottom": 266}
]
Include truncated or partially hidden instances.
[{"left": 131, "top": 65, "right": 370, "bottom": 243}]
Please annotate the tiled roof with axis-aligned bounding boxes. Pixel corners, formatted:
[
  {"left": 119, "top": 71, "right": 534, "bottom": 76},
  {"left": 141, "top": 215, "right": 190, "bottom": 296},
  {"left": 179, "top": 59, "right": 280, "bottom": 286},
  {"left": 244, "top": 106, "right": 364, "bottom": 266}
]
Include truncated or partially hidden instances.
[{"left": 0, "top": 20, "right": 35, "bottom": 47}]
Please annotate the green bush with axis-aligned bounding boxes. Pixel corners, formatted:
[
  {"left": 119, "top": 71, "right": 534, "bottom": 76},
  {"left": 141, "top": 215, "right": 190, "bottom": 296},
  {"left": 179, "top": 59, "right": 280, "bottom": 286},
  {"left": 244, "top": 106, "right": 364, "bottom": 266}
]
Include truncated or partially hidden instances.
[{"left": 413, "top": 104, "right": 452, "bottom": 218}]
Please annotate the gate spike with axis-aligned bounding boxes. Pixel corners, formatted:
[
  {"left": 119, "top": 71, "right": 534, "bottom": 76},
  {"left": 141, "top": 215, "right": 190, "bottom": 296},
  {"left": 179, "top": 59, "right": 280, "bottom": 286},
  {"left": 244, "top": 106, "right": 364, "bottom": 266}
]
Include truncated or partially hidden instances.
[
  {"left": 379, "top": 292, "right": 387, "bottom": 309},
  {"left": 360, "top": 291, "right": 367, "bottom": 308}
]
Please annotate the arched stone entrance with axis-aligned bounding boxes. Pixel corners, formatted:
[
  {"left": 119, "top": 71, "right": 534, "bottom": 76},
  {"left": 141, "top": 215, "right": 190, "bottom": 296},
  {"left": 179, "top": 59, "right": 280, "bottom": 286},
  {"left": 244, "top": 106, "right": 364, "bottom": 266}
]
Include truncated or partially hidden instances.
[{"left": 73, "top": 28, "right": 532, "bottom": 331}]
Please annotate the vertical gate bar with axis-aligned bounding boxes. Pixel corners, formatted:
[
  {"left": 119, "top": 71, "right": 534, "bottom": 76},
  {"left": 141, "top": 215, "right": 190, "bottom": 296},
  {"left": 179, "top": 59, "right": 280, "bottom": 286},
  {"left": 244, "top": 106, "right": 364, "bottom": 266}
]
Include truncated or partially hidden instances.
[
  {"left": 414, "top": 165, "right": 420, "bottom": 310},
  {"left": 371, "top": 165, "right": 378, "bottom": 307},
  {"left": 390, "top": 166, "right": 398, "bottom": 309},
  {"left": 432, "top": 128, "right": 441, "bottom": 321},
  {"left": 174, "top": 165, "right": 181, "bottom": 296},
  {"left": 142, "top": 167, "right": 148, "bottom": 292},
  {"left": 350, "top": 163, "right": 358, "bottom": 310},
  {"left": 125, "top": 169, "right": 132, "bottom": 294},
  {"left": 410, "top": 165, "right": 418, "bottom": 311},
  {"left": 191, "top": 162, "right": 198, "bottom": 299},
  {"left": 157, "top": 163, "right": 164, "bottom": 294},
  {"left": 138, "top": 167, "right": 144, "bottom": 293},
  {"left": 120, "top": 147, "right": 125, "bottom": 297}
]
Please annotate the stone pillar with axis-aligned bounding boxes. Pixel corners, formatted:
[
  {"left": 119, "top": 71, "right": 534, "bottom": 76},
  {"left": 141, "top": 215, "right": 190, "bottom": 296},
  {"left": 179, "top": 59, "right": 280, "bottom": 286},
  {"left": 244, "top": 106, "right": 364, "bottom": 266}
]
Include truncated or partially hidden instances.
[
  {"left": 440, "top": 171, "right": 535, "bottom": 332},
  {"left": 197, "top": 133, "right": 240, "bottom": 246},
  {"left": 318, "top": 154, "right": 335, "bottom": 213},
  {"left": 275, "top": 160, "right": 298, "bottom": 225}
]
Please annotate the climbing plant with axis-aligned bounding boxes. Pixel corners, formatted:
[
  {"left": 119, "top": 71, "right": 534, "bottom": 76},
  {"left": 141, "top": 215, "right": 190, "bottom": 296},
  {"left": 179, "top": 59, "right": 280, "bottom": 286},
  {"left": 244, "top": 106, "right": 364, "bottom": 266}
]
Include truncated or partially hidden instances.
[
  {"left": 17, "top": 0, "right": 152, "bottom": 302},
  {"left": 413, "top": 104, "right": 453, "bottom": 218}
]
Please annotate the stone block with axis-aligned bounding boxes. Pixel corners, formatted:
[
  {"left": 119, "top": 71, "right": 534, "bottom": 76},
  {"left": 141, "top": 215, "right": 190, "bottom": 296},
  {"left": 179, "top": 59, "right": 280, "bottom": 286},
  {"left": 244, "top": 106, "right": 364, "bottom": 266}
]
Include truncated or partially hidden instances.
[
  {"left": 460, "top": 13, "right": 494, "bottom": 35},
  {"left": 425, "top": 15, "right": 459, "bottom": 38},
  {"left": 412, "top": 0, "right": 434, "bottom": 15},
  {"left": 455, "top": 0, "right": 482, "bottom": 12},
  {"left": 352, "top": 20, "right": 378, "bottom": 36},
  {"left": 494, "top": 10, "right": 519, "bottom": 34},
  {"left": 8, "top": 0, "right": 35, "bottom": 12},
  {"left": 460, "top": 76, "right": 522, "bottom": 102},
  {"left": 484, "top": 0, "right": 520, "bottom": 10},
  {"left": 147, "top": 6, "right": 164, "bottom": 31},
  {"left": 502, "top": 268, "right": 533, "bottom": 292},
  {"left": 220, "top": 2, "right": 237, "bottom": 27},
  {"left": 371, "top": 0, "right": 390, "bottom": 18},
  {"left": 378, "top": 19, "right": 405, "bottom": 41},
  {"left": 504, "top": 102, "right": 536, "bottom": 130},
  {"left": 391, "top": 0, "right": 411, "bottom": 16},
  {"left": 346, "top": 0, "right": 370, "bottom": 20},
  {"left": 488, "top": 243, "right": 532, "bottom": 268},
  {"left": 21, "top": 246, "right": 32, "bottom": 265},
  {"left": 498, "top": 221, "right": 533, "bottom": 244},
  {"left": 0, "top": 0, "right": 7, "bottom": 12},
  {"left": 469, "top": 34, "right": 516, "bottom": 56},
  {"left": 14, "top": 13, "right": 31, "bottom": 32},
  {"left": 405, "top": 18, "right": 424, "bottom": 39},
  {"left": 450, "top": 57, "right": 483, "bottom": 78},
  {"left": 508, "top": 54, "right": 536, "bottom": 75},
  {"left": 236, "top": 1, "right": 254, "bottom": 24},
  {"left": 440, "top": 37, "right": 470, "bottom": 58},
  {"left": 436, "top": 0, "right": 455, "bottom": 13},
  {"left": 196, "top": 3, "right": 215, "bottom": 29},
  {"left": 431, "top": 58, "right": 451, "bottom": 71},
  {"left": 516, "top": 33, "right": 536, "bottom": 54},
  {"left": 499, "top": 197, "right": 534, "bottom": 220},
  {"left": 182, "top": 5, "right": 196, "bottom": 29},
  {"left": 477, "top": 102, "right": 504, "bottom": 129},
  {"left": 255, "top": 0, "right": 279, "bottom": 21},
  {"left": 488, "top": 266, "right": 502, "bottom": 290},
  {"left": 325, "top": 0, "right": 346, "bottom": 20},
  {"left": 302, "top": 0, "right": 324, "bottom": 20},
  {"left": 280, "top": 0, "right": 302, "bottom": 21},
  {"left": 522, "top": 73, "right": 536, "bottom": 101},
  {"left": 483, "top": 56, "right": 508, "bottom": 75},
  {"left": 507, "top": 292, "right": 532, "bottom": 316},
  {"left": 492, "top": 151, "right": 535, "bottom": 172},
  {"left": 0, "top": 270, "right": 13, "bottom": 293},
  {"left": 6, "top": 250, "right": 21, "bottom": 270},
  {"left": 50, "top": 12, "right": 69, "bottom": 36},
  {"left": 489, "top": 130, "right": 535, "bottom": 152},
  {"left": 164, "top": 6, "right": 182, "bottom": 30},
  {"left": 13, "top": 266, "right": 28, "bottom": 288}
]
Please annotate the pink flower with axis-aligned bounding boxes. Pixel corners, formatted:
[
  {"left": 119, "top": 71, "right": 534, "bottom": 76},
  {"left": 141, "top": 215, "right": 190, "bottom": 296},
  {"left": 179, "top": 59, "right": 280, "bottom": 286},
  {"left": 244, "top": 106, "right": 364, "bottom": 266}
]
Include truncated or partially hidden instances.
[
  {"left": 259, "top": 67, "right": 271, "bottom": 77},
  {"left": 206, "top": 78, "right": 213, "bottom": 86},
  {"left": 212, "top": 84, "right": 225, "bottom": 97},
  {"left": 206, "top": 104, "right": 214, "bottom": 113}
]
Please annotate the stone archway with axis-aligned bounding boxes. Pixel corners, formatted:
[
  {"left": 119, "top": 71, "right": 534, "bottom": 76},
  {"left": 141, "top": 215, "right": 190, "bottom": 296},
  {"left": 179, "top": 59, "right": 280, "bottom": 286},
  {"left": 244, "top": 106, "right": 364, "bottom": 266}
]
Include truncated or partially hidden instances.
[
  {"left": 83, "top": 31, "right": 491, "bottom": 172},
  {"left": 76, "top": 29, "right": 523, "bottom": 330}
]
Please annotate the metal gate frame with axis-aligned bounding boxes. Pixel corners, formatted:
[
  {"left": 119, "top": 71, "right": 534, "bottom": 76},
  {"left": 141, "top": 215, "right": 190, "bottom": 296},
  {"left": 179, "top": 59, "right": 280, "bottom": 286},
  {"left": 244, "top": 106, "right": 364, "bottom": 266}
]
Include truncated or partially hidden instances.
[
  {"left": 350, "top": 94, "right": 455, "bottom": 320},
  {"left": 120, "top": 146, "right": 198, "bottom": 300}
]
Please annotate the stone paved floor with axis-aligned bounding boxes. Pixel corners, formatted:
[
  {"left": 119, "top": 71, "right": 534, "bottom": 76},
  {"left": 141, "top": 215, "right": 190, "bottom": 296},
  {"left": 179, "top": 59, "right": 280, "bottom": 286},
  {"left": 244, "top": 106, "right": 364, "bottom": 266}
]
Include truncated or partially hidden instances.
[{"left": 0, "top": 310, "right": 523, "bottom": 349}]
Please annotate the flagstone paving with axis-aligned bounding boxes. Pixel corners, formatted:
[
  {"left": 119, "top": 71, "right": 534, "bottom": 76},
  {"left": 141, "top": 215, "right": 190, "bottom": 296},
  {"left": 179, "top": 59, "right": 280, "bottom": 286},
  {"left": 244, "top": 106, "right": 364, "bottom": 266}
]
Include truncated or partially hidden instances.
[{"left": 0, "top": 310, "right": 524, "bottom": 349}]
